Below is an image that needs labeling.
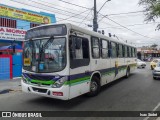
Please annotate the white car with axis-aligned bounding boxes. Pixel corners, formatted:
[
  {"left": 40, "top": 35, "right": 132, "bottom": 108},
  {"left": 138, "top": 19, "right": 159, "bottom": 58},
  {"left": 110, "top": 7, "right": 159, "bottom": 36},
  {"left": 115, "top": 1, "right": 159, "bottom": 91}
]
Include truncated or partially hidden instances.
[
  {"left": 137, "top": 59, "right": 146, "bottom": 68},
  {"left": 153, "top": 62, "right": 160, "bottom": 79}
]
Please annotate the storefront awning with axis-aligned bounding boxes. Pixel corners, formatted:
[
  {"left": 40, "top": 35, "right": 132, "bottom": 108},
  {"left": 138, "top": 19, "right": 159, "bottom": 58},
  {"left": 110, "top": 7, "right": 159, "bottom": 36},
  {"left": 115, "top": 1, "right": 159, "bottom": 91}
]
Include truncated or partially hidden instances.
[{"left": 0, "top": 45, "right": 22, "bottom": 52}]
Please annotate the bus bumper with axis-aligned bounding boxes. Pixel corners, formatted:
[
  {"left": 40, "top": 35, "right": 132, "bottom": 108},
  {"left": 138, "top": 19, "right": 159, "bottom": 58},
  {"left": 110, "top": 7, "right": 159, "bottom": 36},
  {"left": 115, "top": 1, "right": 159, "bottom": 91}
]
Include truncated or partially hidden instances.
[{"left": 21, "top": 80, "right": 70, "bottom": 100}]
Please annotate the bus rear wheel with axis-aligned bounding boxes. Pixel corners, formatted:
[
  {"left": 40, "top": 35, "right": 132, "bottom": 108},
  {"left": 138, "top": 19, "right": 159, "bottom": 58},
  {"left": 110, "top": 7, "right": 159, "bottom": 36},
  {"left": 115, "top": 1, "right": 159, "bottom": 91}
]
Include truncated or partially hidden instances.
[
  {"left": 125, "top": 67, "right": 130, "bottom": 78},
  {"left": 151, "top": 66, "right": 154, "bottom": 70},
  {"left": 87, "top": 76, "right": 100, "bottom": 97}
]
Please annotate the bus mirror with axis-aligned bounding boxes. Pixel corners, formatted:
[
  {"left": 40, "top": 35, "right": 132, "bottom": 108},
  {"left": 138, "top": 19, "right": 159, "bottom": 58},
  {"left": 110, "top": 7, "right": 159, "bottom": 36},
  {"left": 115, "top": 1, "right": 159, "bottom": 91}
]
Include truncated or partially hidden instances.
[{"left": 75, "top": 38, "right": 82, "bottom": 49}]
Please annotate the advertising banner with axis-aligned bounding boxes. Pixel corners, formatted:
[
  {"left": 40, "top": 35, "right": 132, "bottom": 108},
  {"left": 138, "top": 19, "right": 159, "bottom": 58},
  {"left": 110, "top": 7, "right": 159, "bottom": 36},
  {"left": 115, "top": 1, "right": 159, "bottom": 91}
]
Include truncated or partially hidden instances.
[
  {"left": 0, "top": 5, "right": 51, "bottom": 24},
  {"left": 0, "top": 27, "right": 26, "bottom": 41}
]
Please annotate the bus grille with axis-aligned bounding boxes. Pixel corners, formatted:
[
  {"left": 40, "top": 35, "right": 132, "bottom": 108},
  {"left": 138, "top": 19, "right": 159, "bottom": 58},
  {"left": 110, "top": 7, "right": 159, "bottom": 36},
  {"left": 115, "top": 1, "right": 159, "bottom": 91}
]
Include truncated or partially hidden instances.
[
  {"left": 32, "top": 87, "right": 47, "bottom": 93},
  {"left": 26, "top": 74, "right": 54, "bottom": 81}
]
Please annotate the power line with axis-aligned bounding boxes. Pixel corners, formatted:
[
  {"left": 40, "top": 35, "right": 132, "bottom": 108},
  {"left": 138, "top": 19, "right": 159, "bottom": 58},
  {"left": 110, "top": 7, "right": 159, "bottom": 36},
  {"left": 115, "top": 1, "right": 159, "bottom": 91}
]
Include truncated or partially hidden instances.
[
  {"left": 34, "top": 0, "right": 93, "bottom": 19},
  {"left": 10, "top": 0, "right": 91, "bottom": 23},
  {"left": 32, "top": 0, "right": 114, "bottom": 27},
  {"left": 28, "top": 0, "right": 92, "bottom": 21},
  {"left": 57, "top": 9, "right": 90, "bottom": 22},
  {"left": 107, "top": 11, "right": 143, "bottom": 16},
  {"left": 99, "top": 22, "right": 160, "bottom": 29},
  {"left": 38, "top": 0, "right": 90, "bottom": 15},
  {"left": 98, "top": 11, "right": 143, "bottom": 22},
  {"left": 99, "top": 13, "right": 159, "bottom": 41},
  {"left": 97, "top": 0, "right": 111, "bottom": 13},
  {"left": 79, "top": 9, "right": 93, "bottom": 26},
  {"left": 57, "top": 0, "right": 91, "bottom": 10}
]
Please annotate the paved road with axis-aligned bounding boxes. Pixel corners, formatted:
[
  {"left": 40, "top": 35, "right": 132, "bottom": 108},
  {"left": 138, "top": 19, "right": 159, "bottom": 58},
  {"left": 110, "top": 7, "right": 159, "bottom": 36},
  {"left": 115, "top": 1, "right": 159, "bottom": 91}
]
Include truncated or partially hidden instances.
[{"left": 1, "top": 63, "right": 160, "bottom": 120}]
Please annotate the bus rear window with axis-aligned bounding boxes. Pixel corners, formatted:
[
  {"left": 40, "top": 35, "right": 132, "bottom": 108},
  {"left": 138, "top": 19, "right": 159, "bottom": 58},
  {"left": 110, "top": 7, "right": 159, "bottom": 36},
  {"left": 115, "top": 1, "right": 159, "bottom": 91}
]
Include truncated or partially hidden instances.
[{"left": 25, "top": 24, "right": 67, "bottom": 39}]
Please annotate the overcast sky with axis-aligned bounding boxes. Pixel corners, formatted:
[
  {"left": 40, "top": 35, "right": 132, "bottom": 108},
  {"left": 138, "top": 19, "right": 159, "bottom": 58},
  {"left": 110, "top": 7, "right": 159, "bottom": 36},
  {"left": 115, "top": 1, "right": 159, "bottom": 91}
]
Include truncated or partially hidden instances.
[{"left": 1, "top": 0, "right": 160, "bottom": 47}]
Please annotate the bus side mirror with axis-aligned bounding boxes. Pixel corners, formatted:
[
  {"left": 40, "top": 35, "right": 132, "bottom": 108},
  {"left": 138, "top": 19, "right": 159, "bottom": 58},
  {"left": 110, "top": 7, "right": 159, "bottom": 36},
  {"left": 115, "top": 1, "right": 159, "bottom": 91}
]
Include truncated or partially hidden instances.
[{"left": 75, "top": 38, "right": 82, "bottom": 49}]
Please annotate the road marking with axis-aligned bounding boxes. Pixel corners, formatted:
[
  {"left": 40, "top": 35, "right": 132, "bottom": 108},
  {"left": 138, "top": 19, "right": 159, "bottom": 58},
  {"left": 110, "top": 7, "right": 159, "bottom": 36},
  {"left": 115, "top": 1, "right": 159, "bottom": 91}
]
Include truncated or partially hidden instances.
[{"left": 143, "top": 102, "right": 160, "bottom": 120}]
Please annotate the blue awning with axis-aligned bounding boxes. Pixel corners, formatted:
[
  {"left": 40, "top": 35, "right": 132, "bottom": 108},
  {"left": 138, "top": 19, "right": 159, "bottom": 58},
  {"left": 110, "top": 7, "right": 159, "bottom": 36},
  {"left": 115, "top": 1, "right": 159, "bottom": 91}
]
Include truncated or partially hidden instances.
[{"left": 0, "top": 45, "right": 22, "bottom": 50}]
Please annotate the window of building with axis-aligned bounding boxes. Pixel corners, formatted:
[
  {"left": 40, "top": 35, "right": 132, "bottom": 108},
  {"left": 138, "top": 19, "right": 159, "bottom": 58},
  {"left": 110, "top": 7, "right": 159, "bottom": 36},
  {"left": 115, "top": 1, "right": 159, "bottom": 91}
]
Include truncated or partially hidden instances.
[
  {"left": 91, "top": 37, "right": 100, "bottom": 58},
  {"left": 101, "top": 40, "right": 109, "bottom": 58},
  {"left": 111, "top": 42, "right": 117, "bottom": 58},
  {"left": 0, "top": 17, "right": 16, "bottom": 28},
  {"left": 30, "top": 23, "right": 40, "bottom": 28}
]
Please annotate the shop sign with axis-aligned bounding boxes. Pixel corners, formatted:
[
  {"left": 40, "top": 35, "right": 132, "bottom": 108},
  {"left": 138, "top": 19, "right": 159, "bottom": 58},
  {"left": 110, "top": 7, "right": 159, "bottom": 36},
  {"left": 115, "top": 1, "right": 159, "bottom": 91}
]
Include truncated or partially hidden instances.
[
  {"left": 0, "top": 5, "right": 51, "bottom": 24},
  {"left": 0, "top": 27, "right": 26, "bottom": 41}
]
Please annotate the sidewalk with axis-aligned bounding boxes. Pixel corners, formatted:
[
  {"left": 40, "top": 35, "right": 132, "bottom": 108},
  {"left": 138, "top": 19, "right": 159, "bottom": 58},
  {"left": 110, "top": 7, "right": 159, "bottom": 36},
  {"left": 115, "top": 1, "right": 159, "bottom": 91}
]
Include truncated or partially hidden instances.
[
  {"left": 157, "top": 117, "right": 160, "bottom": 120},
  {"left": 0, "top": 78, "right": 21, "bottom": 94}
]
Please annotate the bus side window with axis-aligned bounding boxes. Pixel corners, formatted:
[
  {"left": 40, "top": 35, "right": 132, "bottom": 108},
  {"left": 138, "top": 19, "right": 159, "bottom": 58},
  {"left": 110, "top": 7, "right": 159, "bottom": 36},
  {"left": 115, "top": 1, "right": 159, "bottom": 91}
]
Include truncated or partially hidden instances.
[
  {"left": 101, "top": 39, "right": 109, "bottom": 58},
  {"left": 69, "top": 35, "right": 90, "bottom": 69},
  {"left": 132, "top": 47, "right": 134, "bottom": 57},
  {"left": 127, "top": 46, "right": 130, "bottom": 57},
  {"left": 125, "top": 46, "right": 127, "bottom": 57},
  {"left": 91, "top": 37, "right": 100, "bottom": 58},
  {"left": 129, "top": 47, "right": 132, "bottom": 57},
  {"left": 122, "top": 45, "right": 125, "bottom": 57},
  {"left": 118, "top": 44, "right": 123, "bottom": 58},
  {"left": 111, "top": 42, "right": 117, "bottom": 58}
]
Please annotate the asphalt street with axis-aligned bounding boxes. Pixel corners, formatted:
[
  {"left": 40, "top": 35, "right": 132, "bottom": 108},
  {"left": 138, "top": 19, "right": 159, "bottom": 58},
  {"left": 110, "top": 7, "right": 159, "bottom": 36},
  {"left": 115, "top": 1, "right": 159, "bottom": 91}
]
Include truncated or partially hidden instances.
[{"left": 1, "top": 63, "right": 160, "bottom": 120}]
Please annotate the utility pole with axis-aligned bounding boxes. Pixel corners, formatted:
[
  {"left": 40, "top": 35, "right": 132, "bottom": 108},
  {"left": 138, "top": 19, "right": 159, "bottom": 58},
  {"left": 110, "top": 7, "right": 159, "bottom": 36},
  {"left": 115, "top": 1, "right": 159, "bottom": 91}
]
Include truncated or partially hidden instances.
[{"left": 93, "top": 0, "right": 98, "bottom": 32}]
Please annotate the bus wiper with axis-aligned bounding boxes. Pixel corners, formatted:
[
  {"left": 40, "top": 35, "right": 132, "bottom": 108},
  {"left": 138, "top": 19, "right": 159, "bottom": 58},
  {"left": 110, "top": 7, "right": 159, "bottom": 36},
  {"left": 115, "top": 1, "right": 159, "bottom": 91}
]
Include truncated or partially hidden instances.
[
  {"left": 38, "top": 35, "right": 54, "bottom": 72},
  {"left": 39, "top": 35, "right": 54, "bottom": 56},
  {"left": 43, "top": 36, "right": 54, "bottom": 50}
]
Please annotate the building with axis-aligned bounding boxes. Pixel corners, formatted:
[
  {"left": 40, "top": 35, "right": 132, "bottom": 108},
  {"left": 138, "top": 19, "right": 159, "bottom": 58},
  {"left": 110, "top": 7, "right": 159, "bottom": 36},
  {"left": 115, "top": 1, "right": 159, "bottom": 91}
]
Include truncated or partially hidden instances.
[
  {"left": 0, "top": 4, "right": 56, "bottom": 80},
  {"left": 137, "top": 47, "right": 160, "bottom": 60}
]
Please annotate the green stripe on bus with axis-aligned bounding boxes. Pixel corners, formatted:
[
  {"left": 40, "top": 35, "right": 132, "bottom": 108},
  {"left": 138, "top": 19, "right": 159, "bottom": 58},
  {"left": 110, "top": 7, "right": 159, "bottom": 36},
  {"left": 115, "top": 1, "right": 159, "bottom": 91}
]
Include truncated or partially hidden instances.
[
  {"left": 69, "top": 79, "right": 90, "bottom": 86},
  {"left": 65, "top": 76, "right": 90, "bottom": 85}
]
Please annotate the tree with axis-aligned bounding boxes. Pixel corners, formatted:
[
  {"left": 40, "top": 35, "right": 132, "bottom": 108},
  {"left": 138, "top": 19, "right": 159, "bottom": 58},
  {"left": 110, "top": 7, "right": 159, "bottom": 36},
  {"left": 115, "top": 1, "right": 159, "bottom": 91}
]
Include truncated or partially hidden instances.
[
  {"left": 139, "top": 0, "right": 160, "bottom": 30},
  {"left": 151, "top": 43, "right": 158, "bottom": 48}
]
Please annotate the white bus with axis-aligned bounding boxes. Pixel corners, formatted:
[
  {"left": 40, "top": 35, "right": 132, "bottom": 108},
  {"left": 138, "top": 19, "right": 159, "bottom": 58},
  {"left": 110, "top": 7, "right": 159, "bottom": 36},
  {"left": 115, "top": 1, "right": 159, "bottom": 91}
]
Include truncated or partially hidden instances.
[{"left": 22, "top": 23, "right": 137, "bottom": 100}]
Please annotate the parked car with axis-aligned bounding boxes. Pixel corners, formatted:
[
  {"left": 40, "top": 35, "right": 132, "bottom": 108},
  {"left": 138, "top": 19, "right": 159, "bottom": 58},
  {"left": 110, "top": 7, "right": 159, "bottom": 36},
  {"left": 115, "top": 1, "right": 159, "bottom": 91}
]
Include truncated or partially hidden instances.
[
  {"left": 150, "top": 59, "right": 160, "bottom": 70},
  {"left": 137, "top": 59, "right": 146, "bottom": 68},
  {"left": 153, "top": 62, "right": 160, "bottom": 79}
]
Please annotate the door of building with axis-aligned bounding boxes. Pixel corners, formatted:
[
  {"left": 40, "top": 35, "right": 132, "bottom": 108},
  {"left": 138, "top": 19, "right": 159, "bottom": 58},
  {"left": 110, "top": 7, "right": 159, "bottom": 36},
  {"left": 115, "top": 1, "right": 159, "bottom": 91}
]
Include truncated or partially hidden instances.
[
  {"left": 0, "top": 55, "right": 12, "bottom": 80},
  {"left": 12, "top": 54, "right": 22, "bottom": 77}
]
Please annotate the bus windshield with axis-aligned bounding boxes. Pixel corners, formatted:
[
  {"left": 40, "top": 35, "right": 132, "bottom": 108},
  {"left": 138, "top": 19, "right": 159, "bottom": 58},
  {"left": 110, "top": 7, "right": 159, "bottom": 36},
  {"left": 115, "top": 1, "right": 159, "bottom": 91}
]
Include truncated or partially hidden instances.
[{"left": 23, "top": 37, "right": 66, "bottom": 73}]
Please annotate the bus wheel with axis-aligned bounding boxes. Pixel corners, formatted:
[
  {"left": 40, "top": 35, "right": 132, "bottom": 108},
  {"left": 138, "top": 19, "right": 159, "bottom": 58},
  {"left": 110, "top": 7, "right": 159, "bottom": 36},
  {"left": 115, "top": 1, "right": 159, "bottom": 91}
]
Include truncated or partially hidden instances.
[
  {"left": 151, "top": 66, "right": 153, "bottom": 70},
  {"left": 87, "top": 76, "right": 101, "bottom": 97},
  {"left": 125, "top": 67, "right": 130, "bottom": 78}
]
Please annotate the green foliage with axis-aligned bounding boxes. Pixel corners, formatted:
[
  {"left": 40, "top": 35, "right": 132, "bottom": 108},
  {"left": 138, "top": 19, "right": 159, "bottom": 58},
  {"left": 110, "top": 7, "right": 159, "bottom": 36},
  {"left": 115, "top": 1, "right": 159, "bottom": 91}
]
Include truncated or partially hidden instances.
[
  {"left": 139, "top": 0, "right": 160, "bottom": 30},
  {"left": 151, "top": 44, "right": 158, "bottom": 47}
]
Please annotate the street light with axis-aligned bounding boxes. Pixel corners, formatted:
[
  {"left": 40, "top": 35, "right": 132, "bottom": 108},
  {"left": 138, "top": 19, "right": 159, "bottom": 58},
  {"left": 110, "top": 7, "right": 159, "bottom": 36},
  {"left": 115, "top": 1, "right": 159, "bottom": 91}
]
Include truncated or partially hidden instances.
[
  {"left": 97, "top": 0, "right": 111, "bottom": 14},
  {"left": 93, "top": 0, "right": 111, "bottom": 32}
]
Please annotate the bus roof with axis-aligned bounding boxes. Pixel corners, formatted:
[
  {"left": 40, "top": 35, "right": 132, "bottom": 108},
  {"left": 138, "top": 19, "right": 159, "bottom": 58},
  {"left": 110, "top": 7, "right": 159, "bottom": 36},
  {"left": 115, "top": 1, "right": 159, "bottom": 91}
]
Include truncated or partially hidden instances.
[{"left": 28, "top": 23, "right": 136, "bottom": 48}]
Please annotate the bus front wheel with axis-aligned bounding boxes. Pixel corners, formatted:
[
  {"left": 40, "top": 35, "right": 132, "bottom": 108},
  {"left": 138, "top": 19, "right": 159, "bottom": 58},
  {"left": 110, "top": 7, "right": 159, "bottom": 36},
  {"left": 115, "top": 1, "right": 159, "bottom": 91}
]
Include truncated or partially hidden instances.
[{"left": 87, "top": 76, "right": 101, "bottom": 97}]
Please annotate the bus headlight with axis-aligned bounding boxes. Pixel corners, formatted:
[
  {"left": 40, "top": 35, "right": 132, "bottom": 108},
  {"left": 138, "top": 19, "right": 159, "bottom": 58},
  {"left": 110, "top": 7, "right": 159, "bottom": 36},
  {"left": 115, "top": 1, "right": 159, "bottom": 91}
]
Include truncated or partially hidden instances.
[
  {"left": 52, "top": 77, "right": 67, "bottom": 88},
  {"left": 22, "top": 75, "right": 28, "bottom": 83}
]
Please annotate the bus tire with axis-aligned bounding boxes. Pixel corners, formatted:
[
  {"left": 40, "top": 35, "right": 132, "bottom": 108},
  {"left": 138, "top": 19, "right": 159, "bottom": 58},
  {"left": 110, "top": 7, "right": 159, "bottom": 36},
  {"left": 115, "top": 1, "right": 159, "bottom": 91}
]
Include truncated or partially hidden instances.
[
  {"left": 151, "top": 66, "right": 154, "bottom": 70},
  {"left": 87, "top": 76, "right": 101, "bottom": 97},
  {"left": 153, "top": 77, "right": 156, "bottom": 80},
  {"left": 125, "top": 67, "right": 130, "bottom": 78}
]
